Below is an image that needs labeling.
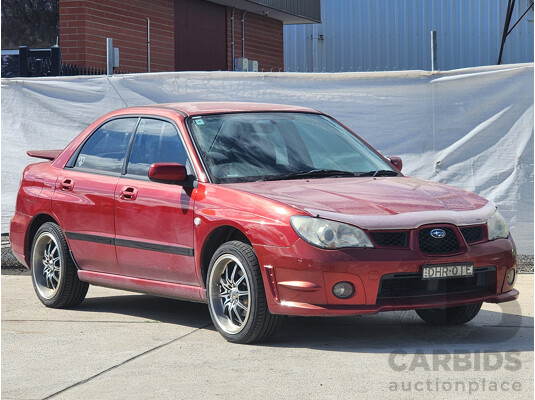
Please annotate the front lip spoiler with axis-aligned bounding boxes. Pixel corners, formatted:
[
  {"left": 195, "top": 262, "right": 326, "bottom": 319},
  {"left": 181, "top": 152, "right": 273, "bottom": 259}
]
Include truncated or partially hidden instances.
[
  {"left": 270, "top": 289, "right": 519, "bottom": 317},
  {"left": 484, "top": 288, "right": 519, "bottom": 303}
]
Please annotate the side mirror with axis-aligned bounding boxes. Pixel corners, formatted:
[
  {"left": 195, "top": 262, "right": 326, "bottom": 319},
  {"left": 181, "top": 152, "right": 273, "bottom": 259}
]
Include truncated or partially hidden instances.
[
  {"left": 388, "top": 156, "right": 403, "bottom": 172},
  {"left": 148, "top": 163, "right": 187, "bottom": 183}
]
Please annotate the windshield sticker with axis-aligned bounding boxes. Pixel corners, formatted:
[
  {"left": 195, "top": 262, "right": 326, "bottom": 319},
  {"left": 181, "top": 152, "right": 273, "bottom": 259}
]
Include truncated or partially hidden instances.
[
  {"left": 138, "top": 119, "right": 146, "bottom": 133},
  {"left": 78, "top": 156, "right": 85, "bottom": 166},
  {"left": 194, "top": 118, "right": 205, "bottom": 126}
]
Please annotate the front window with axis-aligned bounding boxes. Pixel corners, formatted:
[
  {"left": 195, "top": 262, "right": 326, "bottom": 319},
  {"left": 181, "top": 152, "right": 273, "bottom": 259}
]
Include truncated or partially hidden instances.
[
  {"left": 187, "top": 112, "right": 397, "bottom": 183},
  {"left": 126, "top": 118, "right": 190, "bottom": 178}
]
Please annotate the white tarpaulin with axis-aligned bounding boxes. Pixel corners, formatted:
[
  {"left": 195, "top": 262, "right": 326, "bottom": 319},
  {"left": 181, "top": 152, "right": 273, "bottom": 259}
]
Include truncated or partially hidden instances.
[{"left": 2, "top": 63, "right": 533, "bottom": 254}]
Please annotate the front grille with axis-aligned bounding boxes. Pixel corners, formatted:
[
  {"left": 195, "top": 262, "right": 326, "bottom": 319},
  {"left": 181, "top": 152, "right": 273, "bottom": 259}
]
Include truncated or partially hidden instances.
[
  {"left": 377, "top": 266, "right": 496, "bottom": 299},
  {"left": 370, "top": 231, "right": 409, "bottom": 248},
  {"left": 418, "top": 227, "right": 460, "bottom": 254},
  {"left": 461, "top": 226, "right": 484, "bottom": 244}
]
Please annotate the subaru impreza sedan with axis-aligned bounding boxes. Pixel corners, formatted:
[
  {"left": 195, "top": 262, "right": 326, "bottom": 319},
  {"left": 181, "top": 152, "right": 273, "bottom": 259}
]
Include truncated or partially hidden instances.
[{"left": 10, "top": 102, "right": 518, "bottom": 343}]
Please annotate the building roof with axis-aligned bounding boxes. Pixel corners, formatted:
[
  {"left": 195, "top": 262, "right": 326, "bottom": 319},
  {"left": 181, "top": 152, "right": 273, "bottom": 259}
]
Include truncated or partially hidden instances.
[{"left": 208, "top": 0, "right": 320, "bottom": 24}]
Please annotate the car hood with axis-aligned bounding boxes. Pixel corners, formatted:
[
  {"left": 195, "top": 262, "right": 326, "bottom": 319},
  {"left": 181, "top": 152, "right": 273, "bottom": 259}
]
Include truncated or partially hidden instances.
[{"left": 223, "top": 177, "right": 495, "bottom": 230}]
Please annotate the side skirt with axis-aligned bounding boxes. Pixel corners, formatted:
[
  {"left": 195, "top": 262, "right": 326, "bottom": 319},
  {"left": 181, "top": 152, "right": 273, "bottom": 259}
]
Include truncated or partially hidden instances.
[{"left": 77, "top": 270, "right": 207, "bottom": 303}]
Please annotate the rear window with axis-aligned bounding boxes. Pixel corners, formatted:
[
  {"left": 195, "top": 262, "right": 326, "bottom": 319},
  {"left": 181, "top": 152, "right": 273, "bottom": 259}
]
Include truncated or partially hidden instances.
[{"left": 73, "top": 118, "right": 138, "bottom": 174}]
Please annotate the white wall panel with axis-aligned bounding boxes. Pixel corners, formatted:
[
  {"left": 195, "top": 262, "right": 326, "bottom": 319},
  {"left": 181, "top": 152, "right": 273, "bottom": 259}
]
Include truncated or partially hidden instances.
[{"left": 2, "top": 64, "right": 533, "bottom": 252}]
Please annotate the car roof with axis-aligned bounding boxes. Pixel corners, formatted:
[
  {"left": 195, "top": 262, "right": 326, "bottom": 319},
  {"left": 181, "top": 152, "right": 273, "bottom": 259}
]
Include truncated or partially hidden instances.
[{"left": 115, "top": 102, "right": 320, "bottom": 117}]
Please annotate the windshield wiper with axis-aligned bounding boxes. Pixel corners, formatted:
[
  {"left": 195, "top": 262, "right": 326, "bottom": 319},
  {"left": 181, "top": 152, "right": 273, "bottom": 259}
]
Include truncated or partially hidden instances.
[
  {"left": 356, "top": 170, "right": 400, "bottom": 177},
  {"left": 261, "top": 169, "right": 358, "bottom": 181}
]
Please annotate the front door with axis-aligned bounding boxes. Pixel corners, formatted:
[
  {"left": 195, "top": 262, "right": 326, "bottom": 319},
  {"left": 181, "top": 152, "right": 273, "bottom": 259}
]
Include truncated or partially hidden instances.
[{"left": 114, "top": 118, "right": 198, "bottom": 285}]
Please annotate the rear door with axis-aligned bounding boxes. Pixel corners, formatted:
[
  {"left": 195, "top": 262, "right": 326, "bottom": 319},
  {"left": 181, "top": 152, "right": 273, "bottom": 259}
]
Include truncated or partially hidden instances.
[
  {"left": 114, "top": 118, "right": 198, "bottom": 285},
  {"left": 53, "top": 117, "right": 138, "bottom": 274}
]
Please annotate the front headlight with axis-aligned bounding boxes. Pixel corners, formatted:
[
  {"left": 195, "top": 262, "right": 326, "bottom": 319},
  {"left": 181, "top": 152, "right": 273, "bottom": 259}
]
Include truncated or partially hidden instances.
[
  {"left": 290, "top": 216, "right": 374, "bottom": 249},
  {"left": 487, "top": 210, "right": 509, "bottom": 241}
]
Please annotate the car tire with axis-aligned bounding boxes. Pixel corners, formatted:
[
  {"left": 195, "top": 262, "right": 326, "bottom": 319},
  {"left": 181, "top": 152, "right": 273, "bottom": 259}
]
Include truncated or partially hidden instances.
[
  {"left": 206, "top": 241, "right": 283, "bottom": 344},
  {"left": 415, "top": 302, "right": 482, "bottom": 325},
  {"left": 30, "top": 222, "right": 89, "bottom": 308}
]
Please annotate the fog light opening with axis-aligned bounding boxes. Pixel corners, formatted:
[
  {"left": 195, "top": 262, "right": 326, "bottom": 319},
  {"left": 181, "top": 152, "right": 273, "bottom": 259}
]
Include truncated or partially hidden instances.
[
  {"left": 332, "top": 281, "right": 355, "bottom": 299},
  {"left": 507, "top": 267, "right": 516, "bottom": 286}
]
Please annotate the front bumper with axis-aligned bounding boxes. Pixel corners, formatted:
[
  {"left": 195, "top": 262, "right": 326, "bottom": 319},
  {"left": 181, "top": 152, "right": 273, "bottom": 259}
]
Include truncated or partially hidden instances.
[{"left": 255, "top": 236, "right": 518, "bottom": 317}]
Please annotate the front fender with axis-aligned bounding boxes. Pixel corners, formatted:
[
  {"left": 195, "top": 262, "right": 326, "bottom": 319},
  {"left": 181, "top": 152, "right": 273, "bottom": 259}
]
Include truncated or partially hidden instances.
[
  {"left": 194, "top": 183, "right": 304, "bottom": 248},
  {"left": 195, "top": 208, "right": 299, "bottom": 248}
]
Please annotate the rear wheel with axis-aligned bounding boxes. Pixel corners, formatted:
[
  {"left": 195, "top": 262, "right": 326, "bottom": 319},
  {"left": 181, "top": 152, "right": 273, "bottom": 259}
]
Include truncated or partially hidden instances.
[
  {"left": 206, "top": 241, "right": 283, "bottom": 343},
  {"left": 31, "top": 222, "right": 88, "bottom": 308},
  {"left": 416, "top": 302, "right": 482, "bottom": 325}
]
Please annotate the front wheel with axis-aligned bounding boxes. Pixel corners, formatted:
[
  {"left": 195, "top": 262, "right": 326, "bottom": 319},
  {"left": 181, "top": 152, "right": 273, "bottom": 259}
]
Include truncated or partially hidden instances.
[
  {"left": 31, "top": 222, "right": 89, "bottom": 308},
  {"left": 206, "top": 241, "right": 283, "bottom": 344},
  {"left": 416, "top": 302, "right": 482, "bottom": 325}
]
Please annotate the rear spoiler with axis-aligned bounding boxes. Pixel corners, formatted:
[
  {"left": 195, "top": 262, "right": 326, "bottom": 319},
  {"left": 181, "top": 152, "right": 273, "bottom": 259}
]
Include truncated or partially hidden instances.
[{"left": 27, "top": 150, "right": 62, "bottom": 161}]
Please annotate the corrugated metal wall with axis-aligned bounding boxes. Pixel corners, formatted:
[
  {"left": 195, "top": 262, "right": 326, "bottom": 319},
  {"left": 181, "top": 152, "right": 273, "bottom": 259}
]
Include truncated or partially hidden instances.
[{"left": 284, "top": 0, "right": 534, "bottom": 72}]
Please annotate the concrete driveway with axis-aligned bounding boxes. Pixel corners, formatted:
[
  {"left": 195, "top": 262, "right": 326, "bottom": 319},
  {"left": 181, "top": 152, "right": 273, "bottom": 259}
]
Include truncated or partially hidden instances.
[{"left": 2, "top": 272, "right": 533, "bottom": 400}]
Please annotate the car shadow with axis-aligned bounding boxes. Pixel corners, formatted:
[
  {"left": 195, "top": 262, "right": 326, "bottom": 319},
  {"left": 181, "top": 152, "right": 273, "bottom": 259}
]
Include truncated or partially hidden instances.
[
  {"left": 267, "top": 306, "right": 533, "bottom": 353},
  {"left": 76, "top": 294, "right": 215, "bottom": 331},
  {"left": 74, "top": 293, "right": 531, "bottom": 353}
]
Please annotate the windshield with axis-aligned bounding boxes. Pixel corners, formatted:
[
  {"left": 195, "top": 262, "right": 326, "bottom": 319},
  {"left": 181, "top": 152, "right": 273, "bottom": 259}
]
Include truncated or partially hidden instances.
[{"left": 186, "top": 112, "right": 398, "bottom": 183}]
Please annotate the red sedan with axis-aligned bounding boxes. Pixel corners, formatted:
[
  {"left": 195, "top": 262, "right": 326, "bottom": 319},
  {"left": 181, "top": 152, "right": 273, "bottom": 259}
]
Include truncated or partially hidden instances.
[{"left": 10, "top": 102, "right": 518, "bottom": 343}]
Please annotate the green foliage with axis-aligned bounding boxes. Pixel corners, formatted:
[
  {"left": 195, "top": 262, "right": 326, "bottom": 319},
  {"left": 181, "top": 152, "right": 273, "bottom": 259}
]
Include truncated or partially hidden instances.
[{"left": 1, "top": 0, "right": 59, "bottom": 49}]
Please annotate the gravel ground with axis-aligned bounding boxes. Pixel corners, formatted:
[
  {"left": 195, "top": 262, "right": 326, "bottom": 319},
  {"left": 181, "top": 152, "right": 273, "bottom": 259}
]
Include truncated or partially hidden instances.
[
  {"left": 1, "top": 236, "right": 26, "bottom": 273},
  {"left": 517, "top": 254, "right": 534, "bottom": 273}
]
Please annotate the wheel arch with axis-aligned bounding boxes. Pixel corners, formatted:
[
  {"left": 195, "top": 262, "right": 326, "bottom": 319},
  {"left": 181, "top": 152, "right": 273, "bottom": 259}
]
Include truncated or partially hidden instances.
[
  {"left": 199, "top": 225, "right": 251, "bottom": 287},
  {"left": 25, "top": 213, "right": 60, "bottom": 265}
]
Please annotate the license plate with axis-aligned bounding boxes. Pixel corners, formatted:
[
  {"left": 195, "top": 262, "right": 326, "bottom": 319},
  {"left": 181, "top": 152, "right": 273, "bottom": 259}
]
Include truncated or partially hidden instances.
[{"left": 422, "top": 263, "right": 474, "bottom": 280}]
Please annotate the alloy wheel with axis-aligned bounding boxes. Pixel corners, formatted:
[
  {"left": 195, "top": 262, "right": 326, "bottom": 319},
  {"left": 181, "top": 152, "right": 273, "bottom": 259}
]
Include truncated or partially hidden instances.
[
  {"left": 208, "top": 254, "right": 251, "bottom": 334},
  {"left": 32, "top": 232, "right": 62, "bottom": 299}
]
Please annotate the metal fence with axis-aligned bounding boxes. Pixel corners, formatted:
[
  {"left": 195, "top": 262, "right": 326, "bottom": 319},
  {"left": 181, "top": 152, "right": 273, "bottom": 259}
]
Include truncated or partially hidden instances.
[
  {"left": 61, "top": 64, "right": 129, "bottom": 76},
  {"left": 1, "top": 46, "right": 129, "bottom": 78}
]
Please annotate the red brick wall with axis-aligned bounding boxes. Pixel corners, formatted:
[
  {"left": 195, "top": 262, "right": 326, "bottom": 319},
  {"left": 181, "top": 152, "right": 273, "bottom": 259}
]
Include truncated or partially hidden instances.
[
  {"left": 226, "top": 8, "right": 284, "bottom": 72},
  {"left": 59, "top": 1, "right": 284, "bottom": 73},
  {"left": 59, "top": 0, "right": 175, "bottom": 72}
]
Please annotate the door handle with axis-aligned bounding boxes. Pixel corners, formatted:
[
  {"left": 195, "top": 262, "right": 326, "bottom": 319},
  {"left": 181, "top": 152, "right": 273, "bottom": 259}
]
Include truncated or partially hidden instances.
[
  {"left": 120, "top": 186, "right": 138, "bottom": 200},
  {"left": 60, "top": 179, "right": 74, "bottom": 191}
]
